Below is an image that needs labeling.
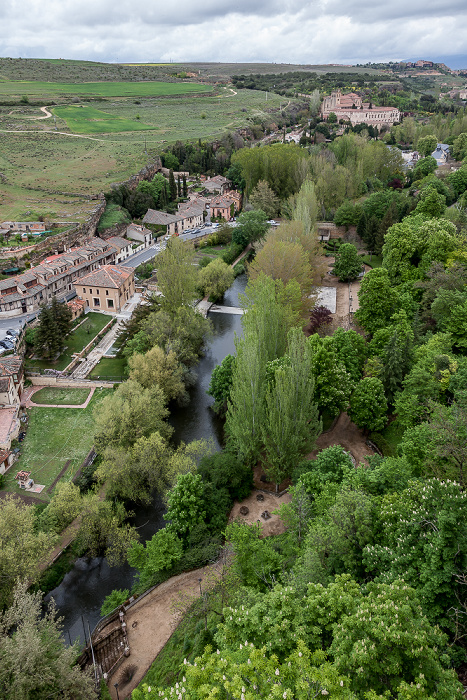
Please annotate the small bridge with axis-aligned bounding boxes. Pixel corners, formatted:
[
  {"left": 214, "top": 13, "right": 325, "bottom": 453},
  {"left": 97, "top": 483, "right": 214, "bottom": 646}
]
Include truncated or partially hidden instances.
[{"left": 196, "top": 300, "right": 244, "bottom": 317}]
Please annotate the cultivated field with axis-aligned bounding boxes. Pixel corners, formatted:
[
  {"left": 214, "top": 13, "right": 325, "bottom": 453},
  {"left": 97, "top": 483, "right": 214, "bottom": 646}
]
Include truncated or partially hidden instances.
[
  {"left": 0, "top": 80, "right": 213, "bottom": 99},
  {"left": 52, "top": 105, "right": 156, "bottom": 134}
]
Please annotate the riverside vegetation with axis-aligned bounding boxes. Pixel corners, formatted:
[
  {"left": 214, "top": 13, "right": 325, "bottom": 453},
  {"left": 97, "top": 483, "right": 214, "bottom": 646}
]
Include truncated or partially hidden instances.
[{"left": 3, "top": 80, "right": 467, "bottom": 697}]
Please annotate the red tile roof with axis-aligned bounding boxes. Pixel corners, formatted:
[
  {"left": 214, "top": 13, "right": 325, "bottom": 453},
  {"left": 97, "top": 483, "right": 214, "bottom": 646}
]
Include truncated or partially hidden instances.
[{"left": 75, "top": 265, "right": 133, "bottom": 290}]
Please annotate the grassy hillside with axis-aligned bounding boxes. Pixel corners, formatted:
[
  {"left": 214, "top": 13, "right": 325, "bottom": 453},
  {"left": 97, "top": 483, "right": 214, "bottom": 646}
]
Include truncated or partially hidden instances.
[{"left": 0, "top": 88, "right": 283, "bottom": 221}]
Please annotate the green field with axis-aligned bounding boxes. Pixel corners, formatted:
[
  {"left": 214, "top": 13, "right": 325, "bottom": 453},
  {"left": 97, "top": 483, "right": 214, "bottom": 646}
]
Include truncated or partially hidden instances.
[
  {"left": 31, "top": 387, "right": 91, "bottom": 405},
  {"left": 89, "top": 355, "right": 128, "bottom": 380},
  {"left": 0, "top": 88, "right": 282, "bottom": 221},
  {"left": 1, "top": 388, "right": 112, "bottom": 499},
  {"left": 0, "top": 81, "right": 213, "bottom": 99},
  {"left": 26, "top": 312, "right": 111, "bottom": 371},
  {"left": 52, "top": 106, "right": 155, "bottom": 134}
]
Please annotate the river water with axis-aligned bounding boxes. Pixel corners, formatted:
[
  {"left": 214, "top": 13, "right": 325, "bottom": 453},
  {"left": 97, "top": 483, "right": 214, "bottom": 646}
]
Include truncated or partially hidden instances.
[{"left": 45, "top": 275, "right": 247, "bottom": 644}]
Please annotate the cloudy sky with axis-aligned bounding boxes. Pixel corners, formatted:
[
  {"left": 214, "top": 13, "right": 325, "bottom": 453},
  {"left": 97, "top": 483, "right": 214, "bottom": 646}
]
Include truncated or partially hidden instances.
[{"left": 1, "top": 0, "right": 467, "bottom": 68}]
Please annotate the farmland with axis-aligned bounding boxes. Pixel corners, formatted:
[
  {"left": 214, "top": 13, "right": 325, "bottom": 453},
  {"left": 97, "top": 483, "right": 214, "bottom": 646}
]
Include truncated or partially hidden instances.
[
  {"left": 51, "top": 105, "right": 155, "bottom": 134},
  {"left": 0, "top": 80, "right": 213, "bottom": 99}
]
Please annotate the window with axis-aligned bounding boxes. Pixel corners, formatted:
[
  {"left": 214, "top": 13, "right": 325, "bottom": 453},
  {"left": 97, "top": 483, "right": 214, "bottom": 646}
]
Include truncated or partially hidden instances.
[
  {"left": 96, "top": 288, "right": 100, "bottom": 294},
  {"left": 106, "top": 290, "right": 109, "bottom": 295},
  {"left": 82, "top": 288, "right": 86, "bottom": 293},
  {"left": 93, "top": 298, "right": 100, "bottom": 307},
  {"left": 107, "top": 299, "right": 114, "bottom": 309},
  {"left": 89, "top": 289, "right": 92, "bottom": 294}
]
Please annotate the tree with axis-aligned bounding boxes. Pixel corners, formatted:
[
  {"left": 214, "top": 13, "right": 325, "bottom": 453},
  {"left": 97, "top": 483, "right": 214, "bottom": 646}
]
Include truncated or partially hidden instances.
[
  {"left": 100, "top": 588, "right": 129, "bottom": 617},
  {"left": 334, "top": 200, "right": 360, "bottom": 230},
  {"left": 182, "top": 173, "right": 187, "bottom": 197},
  {"left": 77, "top": 495, "right": 138, "bottom": 566},
  {"left": 94, "top": 379, "right": 172, "bottom": 451},
  {"left": 286, "top": 178, "right": 319, "bottom": 235},
  {"left": 232, "top": 209, "right": 269, "bottom": 248},
  {"left": 307, "top": 335, "right": 354, "bottom": 417},
  {"left": 355, "top": 267, "right": 399, "bottom": 333},
  {"left": 333, "top": 243, "right": 362, "bottom": 281},
  {"left": 249, "top": 179, "right": 279, "bottom": 219},
  {"left": 266, "top": 220, "right": 326, "bottom": 285},
  {"left": 128, "top": 345, "right": 186, "bottom": 403},
  {"left": 0, "top": 496, "right": 54, "bottom": 608},
  {"left": 413, "top": 155, "right": 438, "bottom": 179},
  {"left": 452, "top": 132, "right": 467, "bottom": 161},
  {"left": 364, "top": 478, "right": 467, "bottom": 628},
  {"left": 133, "top": 641, "right": 353, "bottom": 700},
  {"left": 327, "top": 111, "right": 337, "bottom": 124},
  {"left": 164, "top": 472, "right": 206, "bottom": 540},
  {"left": 168, "top": 168, "right": 177, "bottom": 201},
  {"left": 156, "top": 237, "right": 199, "bottom": 313},
  {"left": 262, "top": 328, "right": 321, "bottom": 486},
  {"left": 414, "top": 185, "right": 446, "bottom": 218},
  {"left": 34, "top": 296, "right": 72, "bottom": 359},
  {"left": 199, "top": 258, "right": 234, "bottom": 301},
  {"left": 207, "top": 354, "right": 236, "bottom": 415},
  {"left": 128, "top": 527, "right": 183, "bottom": 582},
  {"left": 417, "top": 134, "right": 438, "bottom": 158},
  {"left": 331, "top": 580, "right": 462, "bottom": 699},
  {"left": 198, "top": 450, "right": 253, "bottom": 501},
  {"left": 248, "top": 237, "right": 314, "bottom": 300},
  {"left": 348, "top": 377, "right": 387, "bottom": 434},
  {"left": 0, "top": 583, "right": 95, "bottom": 699},
  {"left": 294, "top": 444, "right": 354, "bottom": 494}
]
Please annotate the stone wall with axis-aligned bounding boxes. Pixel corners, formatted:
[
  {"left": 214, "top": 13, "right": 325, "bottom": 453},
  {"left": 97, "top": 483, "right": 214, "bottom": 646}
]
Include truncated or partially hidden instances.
[
  {"left": 111, "top": 156, "right": 163, "bottom": 192},
  {"left": 0, "top": 199, "right": 106, "bottom": 269},
  {"left": 28, "top": 376, "right": 115, "bottom": 388}
]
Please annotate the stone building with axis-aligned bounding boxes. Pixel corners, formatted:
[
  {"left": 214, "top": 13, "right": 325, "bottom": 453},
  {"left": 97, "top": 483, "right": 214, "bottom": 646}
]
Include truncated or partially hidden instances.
[
  {"left": 74, "top": 265, "right": 135, "bottom": 314},
  {"left": 320, "top": 91, "right": 400, "bottom": 127}
]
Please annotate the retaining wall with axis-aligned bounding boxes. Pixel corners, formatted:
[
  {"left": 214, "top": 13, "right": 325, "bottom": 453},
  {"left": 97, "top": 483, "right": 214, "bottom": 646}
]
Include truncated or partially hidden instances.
[{"left": 27, "top": 376, "right": 115, "bottom": 388}]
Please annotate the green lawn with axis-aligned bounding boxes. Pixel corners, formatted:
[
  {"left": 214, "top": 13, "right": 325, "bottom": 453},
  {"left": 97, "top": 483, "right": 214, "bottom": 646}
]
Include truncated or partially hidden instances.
[
  {"left": 89, "top": 356, "right": 128, "bottom": 380},
  {"left": 26, "top": 312, "right": 111, "bottom": 371},
  {"left": 52, "top": 106, "right": 156, "bottom": 134},
  {"left": 31, "top": 387, "right": 91, "bottom": 405},
  {"left": 360, "top": 254, "right": 383, "bottom": 268},
  {"left": 0, "top": 81, "right": 213, "bottom": 98},
  {"left": 1, "top": 388, "right": 113, "bottom": 499}
]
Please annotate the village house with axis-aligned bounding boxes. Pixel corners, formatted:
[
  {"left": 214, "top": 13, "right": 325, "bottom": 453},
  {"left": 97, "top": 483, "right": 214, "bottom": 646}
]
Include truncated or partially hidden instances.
[
  {"left": 0, "top": 449, "right": 14, "bottom": 475},
  {"left": 209, "top": 191, "right": 242, "bottom": 221},
  {"left": 74, "top": 265, "right": 135, "bottom": 314},
  {"left": 0, "top": 356, "right": 24, "bottom": 407},
  {"left": 106, "top": 236, "right": 134, "bottom": 264},
  {"left": 126, "top": 223, "right": 153, "bottom": 248},
  {"left": 0, "top": 238, "right": 119, "bottom": 318},
  {"left": 1, "top": 221, "right": 46, "bottom": 233},
  {"left": 177, "top": 200, "right": 205, "bottom": 228},
  {"left": 431, "top": 144, "right": 450, "bottom": 165},
  {"left": 142, "top": 209, "right": 186, "bottom": 236},
  {"left": 203, "top": 175, "right": 231, "bottom": 195},
  {"left": 320, "top": 91, "right": 400, "bottom": 127}
]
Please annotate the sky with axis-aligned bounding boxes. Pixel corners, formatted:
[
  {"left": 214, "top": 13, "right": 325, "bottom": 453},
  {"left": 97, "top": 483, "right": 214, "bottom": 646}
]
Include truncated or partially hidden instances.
[{"left": 1, "top": 0, "right": 467, "bottom": 68}]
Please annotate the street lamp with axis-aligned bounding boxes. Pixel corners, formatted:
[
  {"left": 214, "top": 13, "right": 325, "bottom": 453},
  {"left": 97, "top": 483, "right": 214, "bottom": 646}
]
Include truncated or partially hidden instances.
[{"left": 114, "top": 682, "right": 120, "bottom": 700}]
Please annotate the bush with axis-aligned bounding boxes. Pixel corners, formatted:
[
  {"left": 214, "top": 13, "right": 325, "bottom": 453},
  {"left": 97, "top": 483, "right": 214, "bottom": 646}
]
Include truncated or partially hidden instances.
[
  {"left": 100, "top": 588, "right": 130, "bottom": 617},
  {"left": 198, "top": 451, "right": 253, "bottom": 501},
  {"left": 222, "top": 243, "right": 243, "bottom": 265}
]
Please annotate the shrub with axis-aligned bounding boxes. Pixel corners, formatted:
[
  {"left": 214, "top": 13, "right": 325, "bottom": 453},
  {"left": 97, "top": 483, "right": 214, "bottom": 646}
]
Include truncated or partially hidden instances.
[
  {"left": 100, "top": 588, "right": 130, "bottom": 617},
  {"left": 198, "top": 451, "right": 253, "bottom": 501}
]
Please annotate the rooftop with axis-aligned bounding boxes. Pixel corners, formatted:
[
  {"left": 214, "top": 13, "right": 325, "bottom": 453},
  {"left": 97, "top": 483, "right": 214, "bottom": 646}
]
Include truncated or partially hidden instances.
[{"left": 75, "top": 265, "right": 133, "bottom": 289}]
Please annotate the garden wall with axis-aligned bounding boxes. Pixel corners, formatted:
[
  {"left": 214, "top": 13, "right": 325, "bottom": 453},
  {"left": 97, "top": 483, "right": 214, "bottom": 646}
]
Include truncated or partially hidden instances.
[{"left": 28, "top": 377, "right": 114, "bottom": 388}]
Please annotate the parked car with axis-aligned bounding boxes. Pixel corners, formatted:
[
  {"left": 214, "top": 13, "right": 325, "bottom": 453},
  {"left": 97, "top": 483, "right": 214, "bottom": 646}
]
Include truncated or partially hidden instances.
[
  {"left": 6, "top": 329, "right": 19, "bottom": 337},
  {"left": 0, "top": 340, "right": 14, "bottom": 349}
]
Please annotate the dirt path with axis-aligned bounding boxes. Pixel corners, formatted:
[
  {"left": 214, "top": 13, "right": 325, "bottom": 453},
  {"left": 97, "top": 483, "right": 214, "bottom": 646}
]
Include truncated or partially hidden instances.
[
  {"left": 320, "top": 257, "right": 369, "bottom": 331},
  {"left": 309, "top": 411, "right": 374, "bottom": 466},
  {"left": 107, "top": 490, "right": 290, "bottom": 699}
]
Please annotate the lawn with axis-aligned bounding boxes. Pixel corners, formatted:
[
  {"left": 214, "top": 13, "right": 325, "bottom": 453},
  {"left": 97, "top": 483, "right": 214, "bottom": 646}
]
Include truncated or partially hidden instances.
[
  {"left": 0, "top": 81, "right": 213, "bottom": 99},
  {"left": 31, "top": 387, "right": 91, "bottom": 405},
  {"left": 89, "top": 356, "right": 128, "bottom": 380},
  {"left": 360, "top": 254, "right": 383, "bottom": 268},
  {"left": 26, "top": 312, "right": 111, "bottom": 371},
  {"left": 1, "top": 388, "right": 113, "bottom": 499},
  {"left": 52, "top": 106, "right": 156, "bottom": 134}
]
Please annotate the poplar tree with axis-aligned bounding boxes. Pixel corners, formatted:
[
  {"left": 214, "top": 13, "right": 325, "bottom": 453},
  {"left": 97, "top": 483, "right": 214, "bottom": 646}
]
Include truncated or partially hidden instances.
[
  {"left": 168, "top": 168, "right": 177, "bottom": 201},
  {"left": 262, "top": 328, "right": 321, "bottom": 487}
]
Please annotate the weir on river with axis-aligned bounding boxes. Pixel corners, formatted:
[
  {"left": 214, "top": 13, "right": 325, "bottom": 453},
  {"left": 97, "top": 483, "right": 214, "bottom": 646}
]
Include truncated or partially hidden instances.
[{"left": 45, "top": 275, "right": 247, "bottom": 644}]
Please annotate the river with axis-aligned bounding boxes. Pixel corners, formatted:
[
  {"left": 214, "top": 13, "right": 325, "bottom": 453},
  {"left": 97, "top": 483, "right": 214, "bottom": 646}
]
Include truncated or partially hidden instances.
[{"left": 45, "top": 274, "right": 247, "bottom": 644}]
